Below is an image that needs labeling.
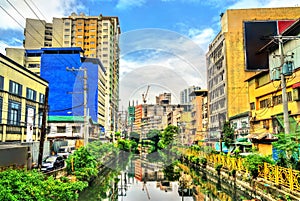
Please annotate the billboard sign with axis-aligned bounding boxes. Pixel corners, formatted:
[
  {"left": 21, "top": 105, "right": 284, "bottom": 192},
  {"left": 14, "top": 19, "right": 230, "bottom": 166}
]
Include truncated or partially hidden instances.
[{"left": 26, "top": 108, "right": 34, "bottom": 142}]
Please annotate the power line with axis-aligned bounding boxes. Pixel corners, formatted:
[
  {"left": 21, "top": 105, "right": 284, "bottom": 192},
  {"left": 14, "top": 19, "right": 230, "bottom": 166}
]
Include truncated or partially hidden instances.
[
  {"left": 0, "top": 4, "right": 24, "bottom": 30},
  {"left": 2, "top": 0, "right": 72, "bottom": 69}
]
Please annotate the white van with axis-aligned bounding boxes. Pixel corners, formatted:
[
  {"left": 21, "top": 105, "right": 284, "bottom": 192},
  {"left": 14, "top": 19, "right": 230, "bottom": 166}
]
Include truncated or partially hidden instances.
[{"left": 57, "top": 146, "right": 75, "bottom": 158}]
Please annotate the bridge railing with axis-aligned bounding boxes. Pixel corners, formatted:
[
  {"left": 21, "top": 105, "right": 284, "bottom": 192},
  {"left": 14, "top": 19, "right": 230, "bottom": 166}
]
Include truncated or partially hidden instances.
[{"left": 180, "top": 147, "right": 300, "bottom": 192}]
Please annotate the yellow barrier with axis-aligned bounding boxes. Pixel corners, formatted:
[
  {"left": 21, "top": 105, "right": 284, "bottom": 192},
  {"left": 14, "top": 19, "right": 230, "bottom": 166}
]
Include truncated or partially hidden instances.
[
  {"left": 258, "top": 162, "right": 300, "bottom": 191},
  {"left": 181, "top": 147, "right": 300, "bottom": 192}
]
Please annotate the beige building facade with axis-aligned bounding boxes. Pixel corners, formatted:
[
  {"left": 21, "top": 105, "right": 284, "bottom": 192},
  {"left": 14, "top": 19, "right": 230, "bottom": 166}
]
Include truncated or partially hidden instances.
[{"left": 206, "top": 7, "right": 300, "bottom": 139}]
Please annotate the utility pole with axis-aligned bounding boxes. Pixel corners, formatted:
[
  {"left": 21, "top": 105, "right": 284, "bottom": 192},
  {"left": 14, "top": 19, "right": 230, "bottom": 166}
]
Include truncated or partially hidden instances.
[
  {"left": 279, "top": 36, "right": 290, "bottom": 135},
  {"left": 38, "top": 86, "right": 49, "bottom": 169},
  {"left": 66, "top": 67, "right": 89, "bottom": 146},
  {"left": 272, "top": 35, "right": 300, "bottom": 134}
]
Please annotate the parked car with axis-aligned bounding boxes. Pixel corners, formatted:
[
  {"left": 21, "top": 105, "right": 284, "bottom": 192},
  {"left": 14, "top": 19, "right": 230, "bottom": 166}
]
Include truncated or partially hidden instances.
[
  {"left": 41, "top": 155, "right": 65, "bottom": 172},
  {"left": 57, "top": 146, "right": 76, "bottom": 158}
]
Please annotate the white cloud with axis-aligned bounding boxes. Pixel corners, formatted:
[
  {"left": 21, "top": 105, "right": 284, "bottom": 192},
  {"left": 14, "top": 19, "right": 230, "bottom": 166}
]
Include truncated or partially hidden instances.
[
  {"left": 0, "top": 38, "right": 23, "bottom": 54},
  {"left": 0, "top": 0, "right": 85, "bottom": 30},
  {"left": 0, "top": 41, "right": 10, "bottom": 54},
  {"left": 228, "top": 0, "right": 300, "bottom": 9},
  {"left": 188, "top": 27, "right": 215, "bottom": 51},
  {"left": 116, "top": 0, "right": 146, "bottom": 10},
  {"left": 118, "top": 28, "right": 207, "bottom": 107}
]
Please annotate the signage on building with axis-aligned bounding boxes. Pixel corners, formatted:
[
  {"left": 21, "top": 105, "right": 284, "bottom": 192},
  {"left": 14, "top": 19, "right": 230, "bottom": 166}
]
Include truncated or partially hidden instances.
[{"left": 26, "top": 108, "right": 34, "bottom": 142}]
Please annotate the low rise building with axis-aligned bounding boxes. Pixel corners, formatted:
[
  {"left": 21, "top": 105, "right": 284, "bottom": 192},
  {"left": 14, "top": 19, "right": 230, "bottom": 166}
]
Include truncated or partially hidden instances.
[
  {"left": 0, "top": 53, "right": 48, "bottom": 142},
  {"left": 246, "top": 19, "right": 300, "bottom": 155}
]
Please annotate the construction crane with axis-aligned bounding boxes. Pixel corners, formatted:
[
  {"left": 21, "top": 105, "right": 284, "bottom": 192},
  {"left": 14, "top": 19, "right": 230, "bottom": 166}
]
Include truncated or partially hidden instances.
[{"left": 142, "top": 85, "right": 150, "bottom": 104}]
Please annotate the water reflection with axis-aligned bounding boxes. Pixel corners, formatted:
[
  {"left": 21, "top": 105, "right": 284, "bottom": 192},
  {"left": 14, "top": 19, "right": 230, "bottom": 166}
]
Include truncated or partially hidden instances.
[
  {"left": 118, "top": 179, "right": 193, "bottom": 201},
  {"left": 79, "top": 156, "right": 252, "bottom": 201}
]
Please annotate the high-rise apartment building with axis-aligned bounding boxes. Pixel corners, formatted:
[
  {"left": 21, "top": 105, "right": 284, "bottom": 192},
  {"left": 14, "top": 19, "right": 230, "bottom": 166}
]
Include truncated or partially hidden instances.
[
  {"left": 206, "top": 7, "right": 300, "bottom": 137},
  {"left": 180, "top": 86, "right": 201, "bottom": 111},
  {"left": 156, "top": 93, "right": 171, "bottom": 105},
  {"left": 23, "top": 13, "right": 121, "bottom": 136}
]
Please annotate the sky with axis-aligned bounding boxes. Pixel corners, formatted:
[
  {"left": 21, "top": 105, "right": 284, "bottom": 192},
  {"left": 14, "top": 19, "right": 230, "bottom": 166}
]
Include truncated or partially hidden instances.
[{"left": 0, "top": 0, "right": 300, "bottom": 108}]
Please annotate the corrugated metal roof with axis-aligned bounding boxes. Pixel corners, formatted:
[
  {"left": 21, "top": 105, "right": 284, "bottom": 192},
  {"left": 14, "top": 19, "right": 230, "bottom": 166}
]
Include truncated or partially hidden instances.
[{"left": 48, "top": 116, "right": 84, "bottom": 122}]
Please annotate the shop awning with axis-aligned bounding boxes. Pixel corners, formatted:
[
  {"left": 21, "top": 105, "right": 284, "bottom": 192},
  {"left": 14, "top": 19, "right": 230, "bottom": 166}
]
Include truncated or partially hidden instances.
[{"left": 292, "top": 82, "right": 300, "bottom": 89}]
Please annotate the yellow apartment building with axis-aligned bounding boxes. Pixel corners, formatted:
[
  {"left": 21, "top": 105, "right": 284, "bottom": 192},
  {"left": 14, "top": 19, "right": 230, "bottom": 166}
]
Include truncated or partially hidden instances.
[
  {"left": 246, "top": 19, "right": 300, "bottom": 155},
  {"left": 0, "top": 53, "right": 48, "bottom": 142},
  {"left": 206, "top": 7, "right": 300, "bottom": 139}
]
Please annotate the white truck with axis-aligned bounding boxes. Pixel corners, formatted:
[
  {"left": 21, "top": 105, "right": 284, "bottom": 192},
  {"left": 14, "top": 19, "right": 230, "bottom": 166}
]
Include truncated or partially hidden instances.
[{"left": 57, "top": 146, "right": 75, "bottom": 158}]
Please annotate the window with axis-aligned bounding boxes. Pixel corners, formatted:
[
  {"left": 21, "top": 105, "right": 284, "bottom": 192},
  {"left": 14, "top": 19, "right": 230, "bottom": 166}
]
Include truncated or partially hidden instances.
[
  {"left": 242, "top": 121, "right": 247, "bottom": 128},
  {"left": 287, "top": 91, "right": 292, "bottom": 102},
  {"left": 57, "top": 126, "right": 66, "bottom": 133},
  {"left": 91, "top": 35, "right": 95, "bottom": 38},
  {"left": 0, "top": 97, "right": 2, "bottom": 123},
  {"left": 26, "top": 105, "right": 36, "bottom": 126},
  {"left": 28, "top": 64, "right": 40, "bottom": 68},
  {"left": 259, "top": 98, "right": 270, "bottom": 108},
  {"left": 72, "top": 126, "right": 81, "bottom": 133},
  {"left": 9, "top": 80, "right": 22, "bottom": 96},
  {"left": 293, "top": 88, "right": 300, "bottom": 101},
  {"left": 39, "top": 93, "right": 45, "bottom": 103},
  {"left": 263, "top": 120, "right": 269, "bottom": 129},
  {"left": 64, "top": 35, "right": 70, "bottom": 39},
  {"left": 250, "top": 102, "right": 255, "bottom": 110},
  {"left": 78, "top": 29, "right": 82, "bottom": 32},
  {"left": 64, "top": 29, "right": 70, "bottom": 32},
  {"left": 7, "top": 100, "right": 21, "bottom": 125},
  {"left": 26, "top": 88, "right": 36, "bottom": 101},
  {"left": 0, "top": 76, "right": 3, "bottom": 90},
  {"left": 65, "top": 21, "right": 70, "bottom": 26},
  {"left": 78, "top": 35, "right": 83, "bottom": 38}
]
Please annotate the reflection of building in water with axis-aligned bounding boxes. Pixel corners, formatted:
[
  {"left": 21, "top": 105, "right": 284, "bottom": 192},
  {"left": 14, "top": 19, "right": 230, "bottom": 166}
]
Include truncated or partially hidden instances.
[
  {"left": 157, "top": 180, "right": 173, "bottom": 192},
  {"left": 132, "top": 158, "right": 165, "bottom": 182}
]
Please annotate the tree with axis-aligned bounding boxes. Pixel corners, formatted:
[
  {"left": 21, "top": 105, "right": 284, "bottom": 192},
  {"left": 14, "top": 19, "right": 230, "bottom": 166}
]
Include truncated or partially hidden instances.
[
  {"left": 243, "top": 153, "right": 274, "bottom": 178},
  {"left": 115, "top": 131, "right": 121, "bottom": 138},
  {"left": 158, "top": 125, "right": 179, "bottom": 149},
  {"left": 129, "top": 132, "right": 140, "bottom": 143},
  {"left": 0, "top": 169, "right": 87, "bottom": 201},
  {"left": 146, "top": 129, "right": 161, "bottom": 152},
  {"left": 272, "top": 132, "right": 300, "bottom": 169},
  {"left": 66, "top": 146, "right": 98, "bottom": 182},
  {"left": 222, "top": 121, "right": 234, "bottom": 148}
]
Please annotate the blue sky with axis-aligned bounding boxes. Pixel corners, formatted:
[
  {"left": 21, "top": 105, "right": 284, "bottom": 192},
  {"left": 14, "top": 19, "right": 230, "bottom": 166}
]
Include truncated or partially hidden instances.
[{"left": 1, "top": 0, "right": 300, "bottom": 107}]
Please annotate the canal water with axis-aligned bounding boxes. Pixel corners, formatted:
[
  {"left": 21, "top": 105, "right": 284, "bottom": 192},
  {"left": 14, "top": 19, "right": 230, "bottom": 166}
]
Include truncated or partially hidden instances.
[
  {"left": 79, "top": 155, "right": 253, "bottom": 201},
  {"left": 117, "top": 173, "right": 193, "bottom": 201}
]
